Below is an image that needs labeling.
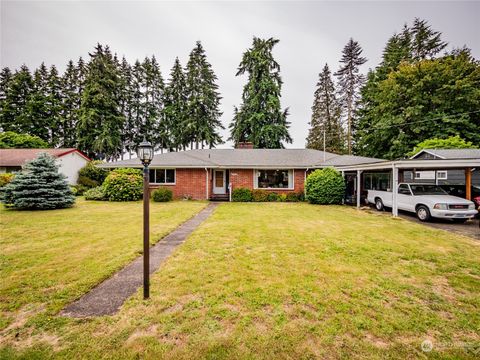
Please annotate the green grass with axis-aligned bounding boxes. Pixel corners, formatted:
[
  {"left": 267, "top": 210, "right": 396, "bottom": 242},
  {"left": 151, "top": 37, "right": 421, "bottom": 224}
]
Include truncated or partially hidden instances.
[{"left": 1, "top": 202, "right": 479, "bottom": 359}]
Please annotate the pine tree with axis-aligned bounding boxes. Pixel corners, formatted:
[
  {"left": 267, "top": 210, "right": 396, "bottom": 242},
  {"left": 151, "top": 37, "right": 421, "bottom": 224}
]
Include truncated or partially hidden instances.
[
  {"left": 118, "top": 56, "right": 135, "bottom": 158},
  {"left": 0, "top": 67, "right": 13, "bottom": 128},
  {"left": 60, "top": 60, "right": 80, "bottom": 147},
  {"left": 46, "top": 65, "right": 63, "bottom": 145},
  {"left": 1, "top": 152, "right": 75, "bottom": 210},
  {"left": 306, "top": 64, "right": 344, "bottom": 153},
  {"left": 77, "top": 44, "right": 125, "bottom": 160},
  {"left": 229, "top": 37, "right": 291, "bottom": 148},
  {"left": 163, "top": 57, "right": 188, "bottom": 150},
  {"left": 411, "top": 18, "right": 447, "bottom": 60},
  {"left": 335, "top": 38, "right": 367, "bottom": 154},
  {"left": 143, "top": 56, "right": 164, "bottom": 150},
  {"left": 0, "top": 65, "right": 33, "bottom": 134},
  {"left": 185, "top": 41, "right": 223, "bottom": 149},
  {"left": 130, "top": 60, "right": 145, "bottom": 149},
  {"left": 24, "top": 63, "right": 50, "bottom": 141}
]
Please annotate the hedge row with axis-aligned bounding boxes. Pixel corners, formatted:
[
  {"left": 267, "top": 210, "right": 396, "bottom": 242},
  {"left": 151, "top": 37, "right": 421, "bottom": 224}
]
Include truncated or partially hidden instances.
[{"left": 231, "top": 188, "right": 305, "bottom": 202}]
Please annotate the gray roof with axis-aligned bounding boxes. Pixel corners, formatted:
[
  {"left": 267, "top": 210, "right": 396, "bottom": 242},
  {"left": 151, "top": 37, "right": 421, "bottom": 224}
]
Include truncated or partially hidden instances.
[
  {"left": 100, "top": 149, "right": 384, "bottom": 169},
  {"left": 413, "top": 148, "right": 480, "bottom": 159}
]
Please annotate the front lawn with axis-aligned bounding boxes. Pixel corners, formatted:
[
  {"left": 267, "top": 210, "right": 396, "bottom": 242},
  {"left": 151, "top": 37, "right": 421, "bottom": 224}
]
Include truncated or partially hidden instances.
[{"left": 1, "top": 202, "right": 479, "bottom": 359}]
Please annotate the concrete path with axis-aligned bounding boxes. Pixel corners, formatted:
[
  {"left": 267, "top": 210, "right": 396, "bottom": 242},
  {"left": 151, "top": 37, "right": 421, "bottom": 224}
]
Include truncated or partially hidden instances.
[{"left": 60, "top": 203, "right": 219, "bottom": 318}]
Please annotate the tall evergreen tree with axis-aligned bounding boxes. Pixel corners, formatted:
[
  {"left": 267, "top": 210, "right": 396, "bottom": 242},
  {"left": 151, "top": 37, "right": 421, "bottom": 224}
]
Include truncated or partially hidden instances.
[
  {"left": 163, "top": 57, "right": 188, "bottom": 150},
  {"left": 60, "top": 60, "right": 80, "bottom": 147},
  {"left": 306, "top": 64, "right": 344, "bottom": 153},
  {"left": 118, "top": 56, "right": 135, "bottom": 158},
  {"left": 185, "top": 41, "right": 224, "bottom": 149},
  {"left": 24, "top": 63, "right": 50, "bottom": 141},
  {"left": 46, "top": 65, "right": 63, "bottom": 145},
  {"left": 0, "top": 67, "right": 13, "bottom": 127},
  {"left": 334, "top": 38, "right": 367, "bottom": 154},
  {"left": 77, "top": 44, "right": 125, "bottom": 160},
  {"left": 411, "top": 18, "right": 448, "bottom": 60},
  {"left": 229, "top": 37, "right": 291, "bottom": 148},
  {"left": 0, "top": 65, "right": 33, "bottom": 134}
]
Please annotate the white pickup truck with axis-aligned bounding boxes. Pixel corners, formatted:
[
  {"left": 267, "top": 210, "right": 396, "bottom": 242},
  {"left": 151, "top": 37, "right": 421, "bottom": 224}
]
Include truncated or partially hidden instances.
[{"left": 367, "top": 183, "right": 478, "bottom": 222}]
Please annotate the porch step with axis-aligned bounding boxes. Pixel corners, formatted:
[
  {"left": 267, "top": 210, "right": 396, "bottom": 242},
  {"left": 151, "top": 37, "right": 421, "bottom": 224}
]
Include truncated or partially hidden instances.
[{"left": 209, "top": 194, "right": 229, "bottom": 202}]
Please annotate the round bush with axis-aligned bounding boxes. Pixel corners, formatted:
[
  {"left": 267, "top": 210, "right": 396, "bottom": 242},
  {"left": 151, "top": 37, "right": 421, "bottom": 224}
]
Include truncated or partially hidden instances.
[
  {"left": 231, "top": 188, "right": 252, "bottom": 202},
  {"left": 152, "top": 187, "right": 173, "bottom": 202},
  {"left": 252, "top": 189, "right": 269, "bottom": 202},
  {"left": 267, "top": 192, "right": 279, "bottom": 202},
  {"left": 305, "top": 168, "right": 345, "bottom": 204},
  {"left": 84, "top": 186, "right": 107, "bottom": 201},
  {"left": 78, "top": 160, "right": 109, "bottom": 187},
  {"left": 103, "top": 168, "right": 143, "bottom": 201}
]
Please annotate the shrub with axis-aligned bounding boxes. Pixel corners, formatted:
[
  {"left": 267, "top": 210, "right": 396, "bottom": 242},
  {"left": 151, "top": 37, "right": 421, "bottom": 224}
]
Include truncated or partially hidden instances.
[
  {"left": 152, "top": 187, "right": 173, "bottom": 202},
  {"left": 0, "top": 131, "right": 48, "bottom": 149},
  {"left": 72, "top": 184, "right": 89, "bottom": 196},
  {"left": 252, "top": 189, "right": 269, "bottom": 202},
  {"left": 305, "top": 168, "right": 345, "bottom": 205},
  {"left": 78, "top": 160, "right": 109, "bottom": 187},
  {"left": 84, "top": 186, "right": 107, "bottom": 201},
  {"left": 286, "top": 192, "right": 299, "bottom": 202},
  {"left": 267, "top": 192, "right": 279, "bottom": 202},
  {"left": 103, "top": 168, "right": 143, "bottom": 201},
  {"left": 0, "top": 173, "right": 15, "bottom": 187},
  {"left": 278, "top": 194, "right": 287, "bottom": 202},
  {"left": 231, "top": 188, "right": 252, "bottom": 202},
  {"left": 1, "top": 153, "right": 75, "bottom": 210}
]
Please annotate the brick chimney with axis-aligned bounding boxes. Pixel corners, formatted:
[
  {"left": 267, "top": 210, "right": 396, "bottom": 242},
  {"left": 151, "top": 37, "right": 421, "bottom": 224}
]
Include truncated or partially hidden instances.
[{"left": 236, "top": 142, "right": 254, "bottom": 149}]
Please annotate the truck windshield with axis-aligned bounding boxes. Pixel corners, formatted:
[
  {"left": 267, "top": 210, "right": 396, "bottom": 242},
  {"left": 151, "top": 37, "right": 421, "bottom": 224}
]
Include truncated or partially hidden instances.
[{"left": 410, "top": 185, "right": 448, "bottom": 195}]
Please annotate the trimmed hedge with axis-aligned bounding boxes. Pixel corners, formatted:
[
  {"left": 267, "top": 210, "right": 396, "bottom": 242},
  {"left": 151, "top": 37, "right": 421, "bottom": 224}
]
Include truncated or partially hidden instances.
[
  {"left": 305, "top": 168, "right": 345, "bottom": 204},
  {"left": 252, "top": 189, "right": 269, "bottom": 202},
  {"left": 152, "top": 187, "right": 173, "bottom": 202},
  {"left": 231, "top": 188, "right": 252, "bottom": 202},
  {"left": 267, "top": 192, "right": 279, "bottom": 202},
  {"left": 103, "top": 168, "right": 143, "bottom": 201},
  {"left": 84, "top": 186, "right": 107, "bottom": 201}
]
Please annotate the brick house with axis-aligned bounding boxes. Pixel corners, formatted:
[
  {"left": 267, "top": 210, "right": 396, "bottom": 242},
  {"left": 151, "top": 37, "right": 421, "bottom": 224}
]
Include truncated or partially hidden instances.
[{"left": 100, "top": 145, "right": 382, "bottom": 200}]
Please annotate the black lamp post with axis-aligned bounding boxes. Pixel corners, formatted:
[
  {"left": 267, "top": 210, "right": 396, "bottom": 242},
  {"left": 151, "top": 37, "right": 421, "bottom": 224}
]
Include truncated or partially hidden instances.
[{"left": 137, "top": 138, "right": 154, "bottom": 299}]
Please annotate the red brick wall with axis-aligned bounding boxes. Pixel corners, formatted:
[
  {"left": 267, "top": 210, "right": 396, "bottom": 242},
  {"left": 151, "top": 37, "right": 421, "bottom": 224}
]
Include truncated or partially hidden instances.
[{"left": 150, "top": 168, "right": 207, "bottom": 200}]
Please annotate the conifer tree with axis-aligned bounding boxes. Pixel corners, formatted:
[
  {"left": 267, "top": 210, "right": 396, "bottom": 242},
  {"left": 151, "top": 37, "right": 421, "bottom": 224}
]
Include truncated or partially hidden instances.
[
  {"left": 411, "top": 18, "right": 447, "bottom": 60},
  {"left": 1, "top": 153, "right": 75, "bottom": 210},
  {"left": 306, "top": 64, "right": 344, "bottom": 153},
  {"left": 143, "top": 56, "right": 164, "bottom": 150},
  {"left": 60, "top": 60, "right": 80, "bottom": 147},
  {"left": 185, "top": 41, "right": 223, "bottom": 149},
  {"left": 77, "top": 44, "right": 124, "bottom": 160},
  {"left": 46, "top": 65, "right": 63, "bottom": 145},
  {"left": 24, "top": 63, "right": 50, "bottom": 141},
  {"left": 118, "top": 56, "right": 135, "bottom": 158},
  {"left": 163, "top": 57, "right": 188, "bottom": 150},
  {"left": 0, "top": 67, "right": 13, "bottom": 127},
  {"left": 229, "top": 37, "right": 291, "bottom": 148},
  {"left": 335, "top": 38, "right": 367, "bottom": 154}
]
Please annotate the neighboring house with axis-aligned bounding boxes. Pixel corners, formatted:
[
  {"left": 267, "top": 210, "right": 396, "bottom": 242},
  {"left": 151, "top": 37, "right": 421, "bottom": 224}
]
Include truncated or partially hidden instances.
[
  {"left": 100, "top": 144, "right": 382, "bottom": 200},
  {"left": 405, "top": 149, "right": 480, "bottom": 186},
  {"left": 0, "top": 148, "right": 91, "bottom": 184}
]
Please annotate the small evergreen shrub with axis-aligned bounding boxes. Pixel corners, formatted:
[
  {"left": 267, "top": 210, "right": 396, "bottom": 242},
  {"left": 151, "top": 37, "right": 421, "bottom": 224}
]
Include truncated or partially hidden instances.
[
  {"left": 152, "top": 187, "right": 173, "bottom": 202},
  {"left": 231, "top": 188, "right": 252, "bottom": 202},
  {"left": 267, "top": 192, "right": 279, "bottom": 202},
  {"left": 278, "top": 194, "right": 287, "bottom": 202},
  {"left": 84, "top": 186, "right": 107, "bottom": 201},
  {"left": 305, "top": 168, "right": 345, "bottom": 205},
  {"left": 103, "top": 168, "right": 143, "bottom": 201},
  {"left": 1, "top": 153, "right": 75, "bottom": 210},
  {"left": 78, "top": 161, "right": 109, "bottom": 188},
  {"left": 252, "top": 189, "right": 269, "bottom": 202},
  {"left": 286, "top": 192, "right": 299, "bottom": 202},
  {"left": 0, "top": 173, "right": 15, "bottom": 187}
]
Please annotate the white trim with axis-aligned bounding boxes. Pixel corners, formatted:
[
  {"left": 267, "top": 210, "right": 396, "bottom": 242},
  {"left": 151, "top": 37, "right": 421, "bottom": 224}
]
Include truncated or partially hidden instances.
[
  {"left": 150, "top": 168, "right": 176, "bottom": 185},
  {"left": 337, "top": 158, "right": 480, "bottom": 171},
  {"left": 213, "top": 169, "right": 227, "bottom": 194},
  {"left": 410, "top": 149, "right": 446, "bottom": 160}
]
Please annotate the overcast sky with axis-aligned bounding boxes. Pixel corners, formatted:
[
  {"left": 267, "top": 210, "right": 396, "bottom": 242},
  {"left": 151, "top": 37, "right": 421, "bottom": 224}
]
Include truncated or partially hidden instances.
[{"left": 1, "top": 1, "right": 479, "bottom": 148}]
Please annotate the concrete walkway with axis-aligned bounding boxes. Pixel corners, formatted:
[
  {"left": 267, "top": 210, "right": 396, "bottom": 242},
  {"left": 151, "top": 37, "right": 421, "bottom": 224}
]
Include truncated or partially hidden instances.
[{"left": 60, "top": 203, "right": 218, "bottom": 318}]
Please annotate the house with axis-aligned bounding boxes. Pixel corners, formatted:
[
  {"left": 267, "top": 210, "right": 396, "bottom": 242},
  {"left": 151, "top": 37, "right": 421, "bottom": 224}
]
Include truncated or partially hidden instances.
[
  {"left": 0, "top": 148, "right": 91, "bottom": 184},
  {"left": 100, "top": 145, "right": 383, "bottom": 200}
]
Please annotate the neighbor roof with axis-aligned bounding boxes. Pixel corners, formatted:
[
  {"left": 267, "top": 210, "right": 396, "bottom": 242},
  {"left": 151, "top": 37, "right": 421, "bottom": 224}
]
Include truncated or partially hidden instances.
[
  {"left": 100, "top": 149, "right": 383, "bottom": 169},
  {"left": 410, "top": 148, "right": 480, "bottom": 160},
  {"left": 0, "top": 148, "right": 90, "bottom": 167}
]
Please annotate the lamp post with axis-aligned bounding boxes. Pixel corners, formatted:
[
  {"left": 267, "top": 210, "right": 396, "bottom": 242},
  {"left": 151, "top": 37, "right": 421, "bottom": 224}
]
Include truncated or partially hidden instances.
[{"left": 137, "top": 138, "right": 154, "bottom": 299}]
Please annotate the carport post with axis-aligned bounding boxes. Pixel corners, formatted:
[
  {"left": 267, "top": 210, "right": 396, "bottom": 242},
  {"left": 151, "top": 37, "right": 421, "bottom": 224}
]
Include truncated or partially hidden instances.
[
  {"left": 465, "top": 168, "right": 472, "bottom": 200},
  {"left": 356, "top": 170, "right": 362, "bottom": 208},
  {"left": 392, "top": 165, "right": 399, "bottom": 217}
]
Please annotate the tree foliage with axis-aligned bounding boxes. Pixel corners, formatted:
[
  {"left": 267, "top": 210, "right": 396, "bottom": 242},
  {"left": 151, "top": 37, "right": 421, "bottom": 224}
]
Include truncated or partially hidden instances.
[
  {"left": 0, "top": 131, "right": 48, "bottom": 149},
  {"left": 306, "top": 64, "right": 344, "bottom": 153},
  {"left": 408, "top": 135, "right": 478, "bottom": 157},
  {"left": 229, "top": 37, "right": 291, "bottom": 148},
  {"left": 0, "top": 153, "right": 75, "bottom": 210}
]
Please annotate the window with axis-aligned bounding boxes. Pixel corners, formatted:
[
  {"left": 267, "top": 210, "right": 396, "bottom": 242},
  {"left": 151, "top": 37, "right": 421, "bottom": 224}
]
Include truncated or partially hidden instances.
[
  {"left": 364, "top": 173, "right": 391, "bottom": 191},
  {"left": 398, "top": 184, "right": 411, "bottom": 195},
  {"left": 149, "top": 169, "right": 175, "bottom": 184},
  {"left": 255, "top": 169, "right": 293, "bottom": 189},
  {"left": 414, "top": 171, "right": 436, "bottom": 180},
  {"left": 436, "top": 171, "right": 447, "bottom": 180},
  {"left": 410, "top": 185, "right": 448, "bottom": 195}
]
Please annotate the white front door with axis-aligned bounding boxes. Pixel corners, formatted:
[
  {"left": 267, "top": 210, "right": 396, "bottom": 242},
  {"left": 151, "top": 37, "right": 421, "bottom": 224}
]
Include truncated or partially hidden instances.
[{"left": 213, "top": 170, "right": 226, "bottom": 194}]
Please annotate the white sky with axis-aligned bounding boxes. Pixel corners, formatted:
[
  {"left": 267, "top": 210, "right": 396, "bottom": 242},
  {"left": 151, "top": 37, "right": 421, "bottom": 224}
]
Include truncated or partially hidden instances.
[{"left": 1, "top": 0, "right": 479, "bottom": 148}]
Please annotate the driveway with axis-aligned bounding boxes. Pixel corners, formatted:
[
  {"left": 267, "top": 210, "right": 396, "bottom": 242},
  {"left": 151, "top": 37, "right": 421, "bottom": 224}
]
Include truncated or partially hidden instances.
[{"left": 398, "top": 210, "right": 479, "bottom": 240}]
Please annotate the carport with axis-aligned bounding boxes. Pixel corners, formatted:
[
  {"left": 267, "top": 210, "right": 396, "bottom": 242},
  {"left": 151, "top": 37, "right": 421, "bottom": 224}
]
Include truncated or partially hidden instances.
[{"left": 338, "top": 157, "right": 480, "bottom": 217}]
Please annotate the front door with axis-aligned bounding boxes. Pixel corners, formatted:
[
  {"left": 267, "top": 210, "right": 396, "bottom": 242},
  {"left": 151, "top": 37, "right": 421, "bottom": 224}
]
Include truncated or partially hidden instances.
[{"left": 213, "top": 170, "right": 226, "bottom": 194}]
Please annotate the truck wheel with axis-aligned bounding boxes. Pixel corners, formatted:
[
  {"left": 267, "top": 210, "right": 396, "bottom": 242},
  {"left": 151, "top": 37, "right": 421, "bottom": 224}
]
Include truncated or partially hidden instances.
[
  {"left": 416, "top": 205, "right": 431, "bottom": 222},
  {"left": 375, "top": 198, "right": 384, "bottom": 211}
]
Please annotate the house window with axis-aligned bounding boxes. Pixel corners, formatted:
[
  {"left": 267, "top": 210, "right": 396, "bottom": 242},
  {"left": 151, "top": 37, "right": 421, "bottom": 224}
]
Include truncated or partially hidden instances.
[
  {"left": 255, "top": 169, "right": 293, "bottom": 189},
  {"left": 436, "top": 171, "right": 447, "bottom": 180},
  {"left": 364, "top": 172, "right": 390, "bottom": 191},
  {"left": 149, "top": 169, "right": 175, "bottom": 184}
]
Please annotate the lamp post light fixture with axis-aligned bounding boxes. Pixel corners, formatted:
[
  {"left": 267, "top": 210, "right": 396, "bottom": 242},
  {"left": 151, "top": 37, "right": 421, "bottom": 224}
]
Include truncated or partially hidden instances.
[{"left": 137, "top": 138, "right": 154, "bottom": 299}]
